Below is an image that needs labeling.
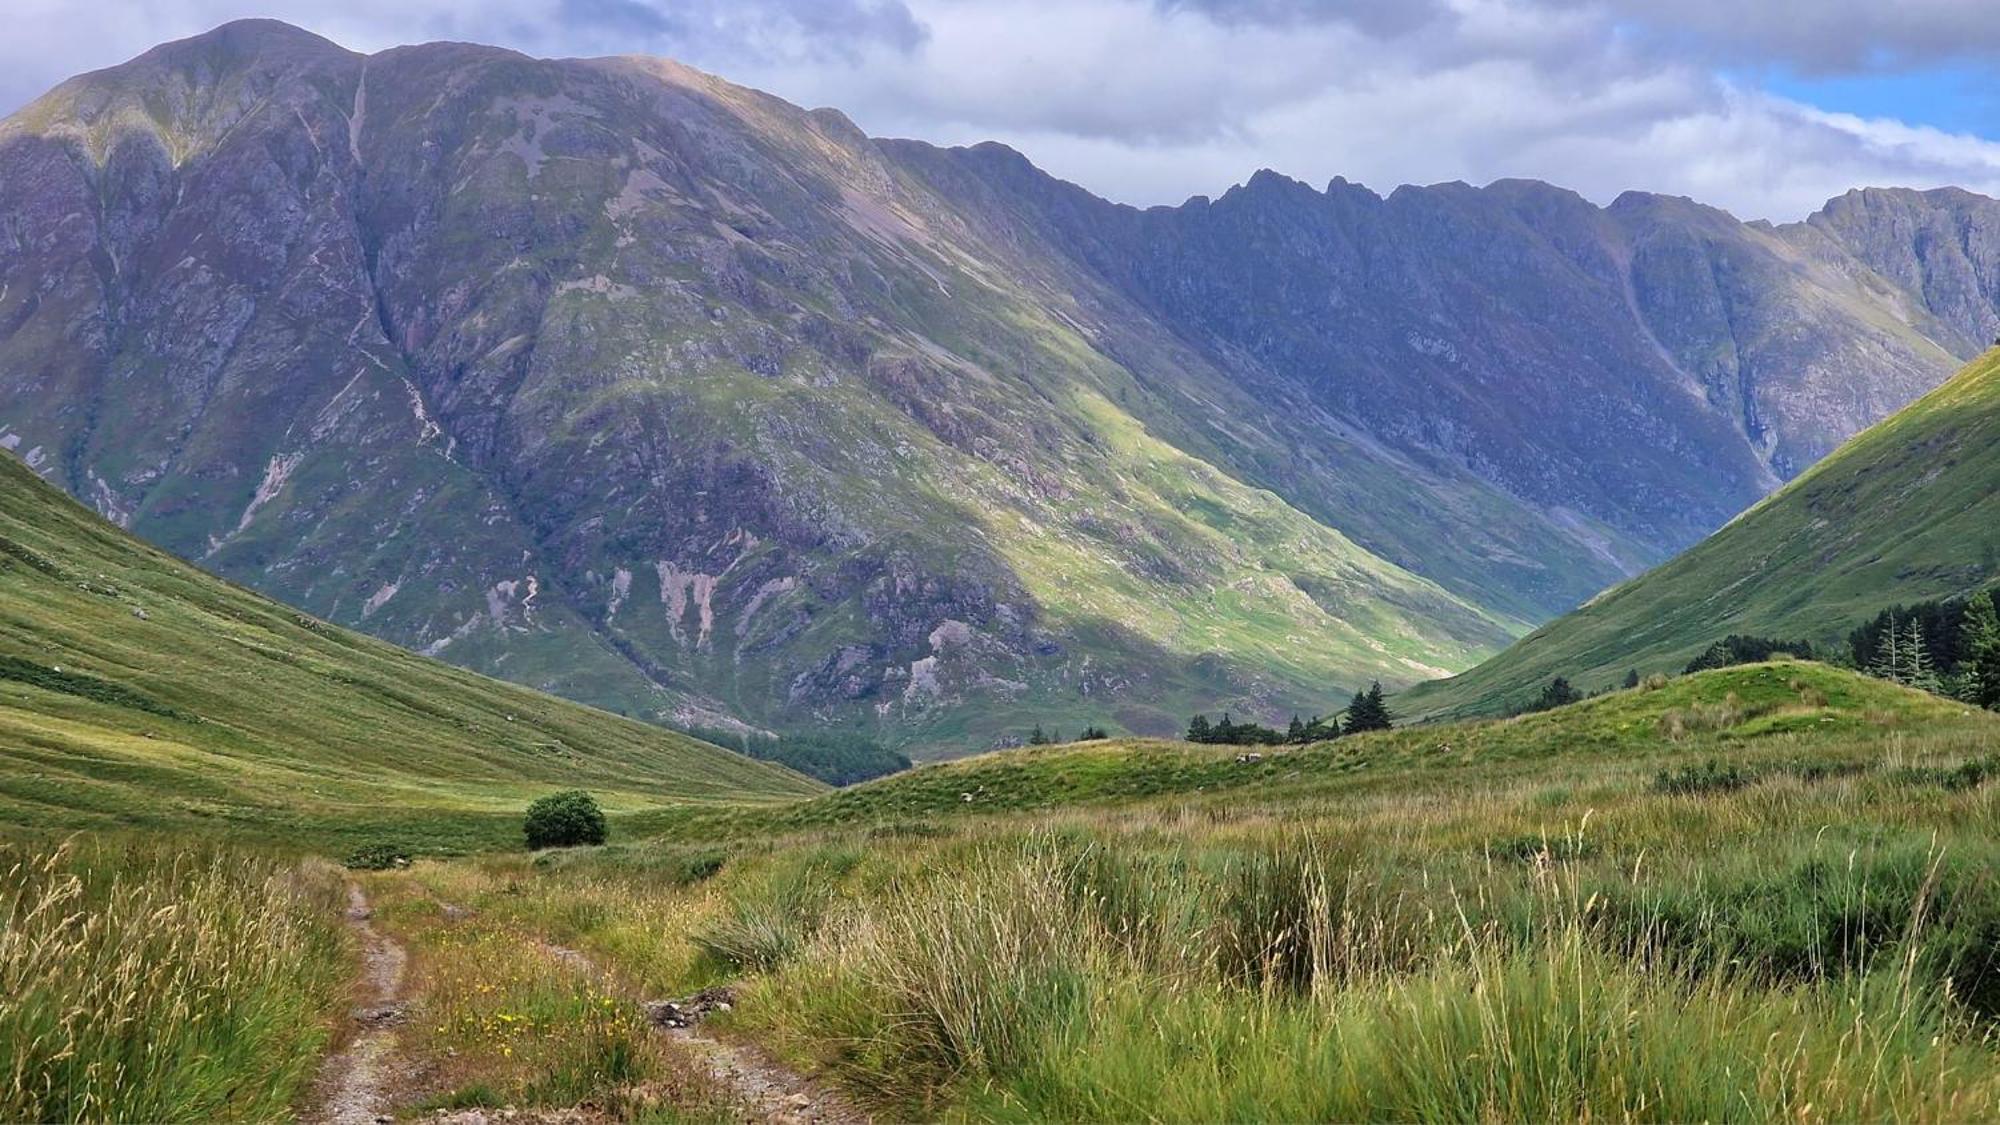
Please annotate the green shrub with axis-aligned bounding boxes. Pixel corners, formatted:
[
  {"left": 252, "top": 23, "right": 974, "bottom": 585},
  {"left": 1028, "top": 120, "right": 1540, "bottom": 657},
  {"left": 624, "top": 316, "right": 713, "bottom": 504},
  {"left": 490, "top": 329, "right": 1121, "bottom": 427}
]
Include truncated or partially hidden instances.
[
  {"left": 1651, "top": 759, "right": 1752, "bottom": 796},
  {"left": 1889, "top": 755, "right": 2000, "bottom": 792},
  {"left": 523, "top": 790, "right": 608, "bottom": 850},
  {"left": 343, "top": 842, "right": 411, "bottom": 870}
]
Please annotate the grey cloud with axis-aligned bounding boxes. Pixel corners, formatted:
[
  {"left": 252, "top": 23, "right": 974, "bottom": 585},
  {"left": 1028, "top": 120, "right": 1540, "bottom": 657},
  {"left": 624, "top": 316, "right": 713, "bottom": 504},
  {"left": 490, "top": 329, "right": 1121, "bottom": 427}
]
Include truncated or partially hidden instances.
[
  {"left": 1153, "top": 0, "right": 1451, "bottom": 37},
  {"left": 557, "top": 0, "right": 678, "bottom": 38},
  {"left": 1584, "top": 0, "right": 2000, "bottom": 74}
]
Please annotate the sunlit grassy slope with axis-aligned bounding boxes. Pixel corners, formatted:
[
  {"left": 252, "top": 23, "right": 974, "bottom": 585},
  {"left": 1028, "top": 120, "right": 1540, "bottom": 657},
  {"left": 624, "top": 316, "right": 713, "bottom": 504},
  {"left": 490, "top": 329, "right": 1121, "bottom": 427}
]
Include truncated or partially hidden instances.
[
  {"left": 0, "top": 452, "right": 818, "bottom": 850},
  {"left": 1401, "top": 348, "right": 2000, "bottom": 720}
]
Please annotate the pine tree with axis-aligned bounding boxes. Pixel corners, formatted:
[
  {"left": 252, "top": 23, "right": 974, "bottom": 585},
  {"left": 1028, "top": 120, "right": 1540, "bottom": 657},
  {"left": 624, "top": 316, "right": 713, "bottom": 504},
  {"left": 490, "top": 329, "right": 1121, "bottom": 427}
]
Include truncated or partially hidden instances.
[
  {"left": 1028, "top": 723, "right": 1049, "bottom": 745},
  {"left": 1962, "top": 591, "right": 2000, "bottom": 709},
  {"left": 1287, "top": 715, "right": 1305, "bottom": 743},
  {"left": 1904, "top": 618, "right": 1941, "bottom": 694},
  {"left": 1534, "top": 677, "right": 1582, "bottom": 712},
  {"left": 1344, "top": 682, "right": 1393, "bottom": 733},
  {"left": 1868, "top": 614, "right": 1903, "bottom": 683},
  {"left": 1186, "top": 714, "right": 1212, "bottom": 743},
  {"left": 1622, "top": 668, "right": 1641, "bottom": 691}
]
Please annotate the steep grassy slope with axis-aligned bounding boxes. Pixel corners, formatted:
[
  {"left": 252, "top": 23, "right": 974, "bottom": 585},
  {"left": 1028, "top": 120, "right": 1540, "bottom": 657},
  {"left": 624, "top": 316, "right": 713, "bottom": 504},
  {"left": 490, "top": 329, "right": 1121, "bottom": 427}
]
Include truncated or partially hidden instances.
[
  {"left": 0, "top": 451, "right": 818, "bottom": 850},
  {"left": 1403, "top": 350, "right": 2000, "bottom": 719}
]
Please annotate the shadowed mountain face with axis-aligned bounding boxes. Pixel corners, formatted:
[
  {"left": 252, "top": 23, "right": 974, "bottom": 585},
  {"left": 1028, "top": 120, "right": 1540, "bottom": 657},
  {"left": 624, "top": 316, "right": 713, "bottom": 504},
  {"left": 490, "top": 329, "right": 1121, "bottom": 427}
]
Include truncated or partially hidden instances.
[{"left": 1, "top": 21, "right": 1994, "bottom": 749}]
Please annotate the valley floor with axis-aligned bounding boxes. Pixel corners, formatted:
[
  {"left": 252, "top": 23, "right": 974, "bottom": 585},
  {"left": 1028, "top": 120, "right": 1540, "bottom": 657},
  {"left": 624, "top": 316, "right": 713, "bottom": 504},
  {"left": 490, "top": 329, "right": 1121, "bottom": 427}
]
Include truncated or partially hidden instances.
[{"left": 8, "top": 663, "right": 2000, "bottom": 1122}]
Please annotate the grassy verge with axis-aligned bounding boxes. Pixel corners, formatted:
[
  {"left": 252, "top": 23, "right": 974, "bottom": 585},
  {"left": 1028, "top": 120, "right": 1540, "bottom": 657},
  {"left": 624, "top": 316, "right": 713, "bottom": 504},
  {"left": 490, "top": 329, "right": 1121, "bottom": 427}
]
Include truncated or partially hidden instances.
[{"left": 0, "top": 837, "right": 351, "bottom": 1122}]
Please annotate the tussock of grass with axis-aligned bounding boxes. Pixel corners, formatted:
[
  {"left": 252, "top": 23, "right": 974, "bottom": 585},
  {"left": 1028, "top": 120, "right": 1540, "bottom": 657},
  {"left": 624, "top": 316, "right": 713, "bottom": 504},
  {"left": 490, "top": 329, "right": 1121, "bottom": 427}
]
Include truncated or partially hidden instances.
[
  {"left": 691, "top": 846, "right": 860, "bottom": 973},
  {"left": 0, "top": 838, "right": 350, "bottom": 1122}
]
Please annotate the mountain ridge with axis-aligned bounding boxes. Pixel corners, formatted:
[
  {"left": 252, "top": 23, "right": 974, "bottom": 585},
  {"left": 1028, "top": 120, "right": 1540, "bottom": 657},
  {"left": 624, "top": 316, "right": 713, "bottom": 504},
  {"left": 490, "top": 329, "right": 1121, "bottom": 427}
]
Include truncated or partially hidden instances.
[{"left": 5, "top": 20, "right": 2000, "bottom": 748}]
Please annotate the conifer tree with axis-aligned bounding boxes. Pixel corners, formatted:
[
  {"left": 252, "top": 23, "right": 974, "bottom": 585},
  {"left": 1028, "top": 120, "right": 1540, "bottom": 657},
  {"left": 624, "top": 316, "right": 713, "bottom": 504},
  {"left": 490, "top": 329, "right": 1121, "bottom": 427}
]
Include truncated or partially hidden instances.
[
  {"left": 1962, "top": 591, "right": 2000, "bottom": 709},
  {"left": 1534, "top": 677, "right": 1582, "bottom": 712},
  {"left": 1622, "top": 668, "right": 1641, "bottom": 691},
  {"left": 1187, "top": 714, "right": 1212, "bottom": 743},
  {"left": 1344, "top": 682, "right": 1394, "bottom": 733},
  {"left": 1904, "top": 618, "right": 1941, "bottom": 694},
  {"left": 1868, "top": 614, "right": 1903, "bottom": 683}
]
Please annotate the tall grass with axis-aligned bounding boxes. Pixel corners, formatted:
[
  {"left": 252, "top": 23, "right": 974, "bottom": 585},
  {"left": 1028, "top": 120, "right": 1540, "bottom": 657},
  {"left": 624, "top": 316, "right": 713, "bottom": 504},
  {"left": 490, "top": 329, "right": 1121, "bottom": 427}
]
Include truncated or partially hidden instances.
[
  {"left": 0, "top": 838, "right": 351, "bottom": 1122},
  {"left": 739, "top": 829, "right": 2000, "bottom": 1121}
]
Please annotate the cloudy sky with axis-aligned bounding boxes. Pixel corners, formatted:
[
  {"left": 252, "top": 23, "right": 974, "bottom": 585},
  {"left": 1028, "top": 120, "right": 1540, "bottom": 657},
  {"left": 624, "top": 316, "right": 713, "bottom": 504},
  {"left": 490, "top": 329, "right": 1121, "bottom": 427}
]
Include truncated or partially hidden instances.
[{"left": 11, "top": 0, "right": 2000, "bottom": 220}]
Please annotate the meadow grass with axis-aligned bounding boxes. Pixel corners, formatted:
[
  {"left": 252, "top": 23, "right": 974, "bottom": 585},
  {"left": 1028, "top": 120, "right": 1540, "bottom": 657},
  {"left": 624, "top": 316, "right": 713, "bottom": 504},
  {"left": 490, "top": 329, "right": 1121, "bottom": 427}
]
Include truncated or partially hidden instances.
[
  {"left": 467, "top": 668, "right": 2000, "bottom": 1121},
  {"left": 0, "top": 837, "right": 351, "bottom": 1122},
  {"left": 10, "top": 662, "right": 2000, "bottom": 1121}
]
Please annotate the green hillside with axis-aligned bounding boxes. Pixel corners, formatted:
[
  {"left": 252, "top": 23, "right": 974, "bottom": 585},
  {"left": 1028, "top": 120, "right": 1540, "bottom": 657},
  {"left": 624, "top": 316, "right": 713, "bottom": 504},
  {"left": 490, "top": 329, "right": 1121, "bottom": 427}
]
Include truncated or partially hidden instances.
[
  {"left": 1403, "top": 348, "right": 2000, "bottom": 720},
  {"left": 633, "top": 660, "right": 1994, "bottom": 840},
  {"left": 0, "top": 452, "right": 818, "bottom": 850}
]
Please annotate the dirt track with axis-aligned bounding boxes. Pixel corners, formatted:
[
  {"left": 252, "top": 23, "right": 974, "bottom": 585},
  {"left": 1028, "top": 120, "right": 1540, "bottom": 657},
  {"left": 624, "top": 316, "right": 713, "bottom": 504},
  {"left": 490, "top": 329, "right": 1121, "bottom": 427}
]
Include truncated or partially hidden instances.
[{"left": 309, "top": 882, "right": 411, "bottom": 1125}]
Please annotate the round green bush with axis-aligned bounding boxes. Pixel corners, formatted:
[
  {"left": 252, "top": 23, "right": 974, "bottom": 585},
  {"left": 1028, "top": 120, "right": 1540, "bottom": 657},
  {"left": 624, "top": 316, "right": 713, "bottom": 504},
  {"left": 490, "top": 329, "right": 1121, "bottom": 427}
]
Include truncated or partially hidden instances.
[{"left": 523, "top": 789, "right": 607, "bottom": 850}]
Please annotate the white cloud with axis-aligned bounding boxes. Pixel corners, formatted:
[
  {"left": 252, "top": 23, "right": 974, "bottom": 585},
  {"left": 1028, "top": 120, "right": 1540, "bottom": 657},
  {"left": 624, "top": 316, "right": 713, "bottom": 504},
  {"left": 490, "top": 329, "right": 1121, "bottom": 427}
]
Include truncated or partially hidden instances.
[{"left": 11, "top": 0, "right": 2000, "bottom": 220}]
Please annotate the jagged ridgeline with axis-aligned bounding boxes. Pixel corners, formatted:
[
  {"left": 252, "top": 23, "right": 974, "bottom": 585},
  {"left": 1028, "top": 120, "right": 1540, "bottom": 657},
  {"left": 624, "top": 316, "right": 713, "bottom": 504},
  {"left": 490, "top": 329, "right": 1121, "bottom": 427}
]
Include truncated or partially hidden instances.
[
  {"left": 0, "top": 450, "right": 818, "bottom": 849},
  {"left": 1406, "top": 348, "right": 2000, "bottom": 719},
  {"left": 5, "top": 20, "right": 2000, "bottom": 748}
]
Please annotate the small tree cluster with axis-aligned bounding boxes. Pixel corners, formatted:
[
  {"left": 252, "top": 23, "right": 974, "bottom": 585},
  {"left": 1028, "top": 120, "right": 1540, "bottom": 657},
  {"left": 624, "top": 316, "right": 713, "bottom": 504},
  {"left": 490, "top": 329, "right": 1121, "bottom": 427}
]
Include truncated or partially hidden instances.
[
  {"left": 1185, "top": 713, "right": 1286, "bottom": 745},
  {"left": 1185, "top": 684, "right": 1394, "bottom": 746},
  {"left": 1524, "top": 676, "right": 1583, "bottom": 713},
  {"left": 1868, "top": 614, "right": 1941, "bottom": 694},
  {"left": 1683, "top": 634, "right": 1816, "bottom": 674},
  {"left": 1286, "top": 714, "right": 1342, "bottom": 743},
  {"left": 679, "top": 724, "right": 909, "bottom": 786},
  {"left": 1851, "top": 598, "right": 1973, "bottom": 672},
  {"left": 1342, "top": 682, "right": 1394, "bottom": 733}
]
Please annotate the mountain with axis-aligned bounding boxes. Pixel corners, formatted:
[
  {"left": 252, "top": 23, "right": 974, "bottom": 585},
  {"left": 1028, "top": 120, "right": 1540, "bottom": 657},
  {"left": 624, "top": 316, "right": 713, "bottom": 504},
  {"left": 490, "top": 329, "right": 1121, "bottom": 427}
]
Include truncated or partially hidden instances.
[
  {"left": 3, "top": 21, "right": 1997, "bottom": 749},
  {"left": 1403, "top": 348, "right": 2000, "bottom": 719},
  {"left": 0, "top": 448, "right": 818, "bottom": 848}
]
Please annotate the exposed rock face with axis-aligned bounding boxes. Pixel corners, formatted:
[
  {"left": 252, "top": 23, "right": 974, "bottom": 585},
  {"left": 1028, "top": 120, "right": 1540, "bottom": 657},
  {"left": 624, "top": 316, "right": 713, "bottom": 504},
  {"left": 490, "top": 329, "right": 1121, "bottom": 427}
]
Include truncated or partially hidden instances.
[{"left": 1, "top": 21, "right": 1994, "bottom": 748}]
